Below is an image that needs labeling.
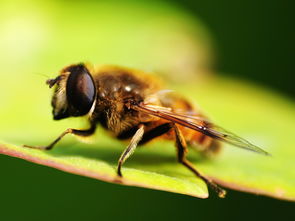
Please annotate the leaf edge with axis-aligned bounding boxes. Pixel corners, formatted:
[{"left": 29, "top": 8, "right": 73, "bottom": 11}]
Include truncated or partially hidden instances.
[{"left": 0, "top": 143, "right": 209, "bottom": 199}]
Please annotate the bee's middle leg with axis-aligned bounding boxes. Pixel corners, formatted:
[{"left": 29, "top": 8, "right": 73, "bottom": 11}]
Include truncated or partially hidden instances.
[
  {"left": 117, "top": 122, "right": 173, "bottom": 177},
  {"left": 117, "top": 124, "right": 145, "bottom": 176}
]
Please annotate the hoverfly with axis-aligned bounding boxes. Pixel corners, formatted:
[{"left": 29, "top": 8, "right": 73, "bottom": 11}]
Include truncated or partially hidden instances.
[{"left": 24, "top": 63, "right": 269, "bottom": 197}]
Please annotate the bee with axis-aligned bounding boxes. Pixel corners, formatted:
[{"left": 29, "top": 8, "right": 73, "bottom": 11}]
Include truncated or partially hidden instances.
[{"left": 24, "top": 63, "right": 269, "bottom": 198}]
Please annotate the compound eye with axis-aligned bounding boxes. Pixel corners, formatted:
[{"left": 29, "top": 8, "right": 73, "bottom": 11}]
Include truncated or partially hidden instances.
[{"left": 66, "top": 64, "right": 96, "bottom": 116}]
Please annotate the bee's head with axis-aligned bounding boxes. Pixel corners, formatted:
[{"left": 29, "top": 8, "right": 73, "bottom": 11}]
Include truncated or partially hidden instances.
[{"left": 47, "top": 64, "right": 96, "bottom": 120}]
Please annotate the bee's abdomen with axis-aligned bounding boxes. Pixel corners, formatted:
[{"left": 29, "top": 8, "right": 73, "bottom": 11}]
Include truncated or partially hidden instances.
[{"left": 184, "top": 127, "right": 222, "bottom": 156}]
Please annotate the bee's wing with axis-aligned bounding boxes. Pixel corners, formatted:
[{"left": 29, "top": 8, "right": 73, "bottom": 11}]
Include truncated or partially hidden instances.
[{"left": 133, "top": 103, "right": 270, "bottom": 156}]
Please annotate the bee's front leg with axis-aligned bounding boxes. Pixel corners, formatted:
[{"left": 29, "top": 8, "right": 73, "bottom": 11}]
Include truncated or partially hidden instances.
[{"left": 23, "top": 125, "right": 96, "bottom": 150}]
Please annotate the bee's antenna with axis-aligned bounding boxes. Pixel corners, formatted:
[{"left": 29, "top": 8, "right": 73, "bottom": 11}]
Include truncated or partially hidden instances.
[
  {"left": 46, "top": 76, "right": 62, "bottom": 88},
  {"left": 32, "top": 73, "right": 60, "bottom": 88},
  {"left": 33, "top": 73, "right": 50, "bottom": 79}
]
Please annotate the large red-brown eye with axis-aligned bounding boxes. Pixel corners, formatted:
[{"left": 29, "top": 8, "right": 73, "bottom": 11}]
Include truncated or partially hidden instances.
[{"left": 66, "top": 64, "right": 96, "bottom": 116}]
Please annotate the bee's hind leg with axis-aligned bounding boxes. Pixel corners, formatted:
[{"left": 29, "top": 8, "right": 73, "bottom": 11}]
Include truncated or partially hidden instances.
[
  {"left": 172, "top": 123, "right": 226, "bottom": 198},
  {"left": 23, "top": 124, "right": 96, "bottom": 150}
]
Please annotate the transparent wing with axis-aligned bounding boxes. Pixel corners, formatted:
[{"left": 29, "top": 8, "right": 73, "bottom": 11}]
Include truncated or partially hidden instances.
[{"left": 133, "top": 103, "right": 270, "bottom": 156}]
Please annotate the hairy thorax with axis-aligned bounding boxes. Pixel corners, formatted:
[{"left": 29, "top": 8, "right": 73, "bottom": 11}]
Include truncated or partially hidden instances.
[{"left": 88, "top": 66, "right": 160, "bottom": 136}]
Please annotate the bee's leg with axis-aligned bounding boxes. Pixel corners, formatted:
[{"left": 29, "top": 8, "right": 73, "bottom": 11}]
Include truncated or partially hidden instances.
[
  {"left": 117, "top": 124, "right": 145, "bottom": 177},
  {"left": 172, "top": 123, "right": 226, "bottom": 198},
  {"left": 139, "top": 123, "right": 172, "bottom": 144},
  {"left": 23, "top": 124, "right": 96, "bottom": 150}
]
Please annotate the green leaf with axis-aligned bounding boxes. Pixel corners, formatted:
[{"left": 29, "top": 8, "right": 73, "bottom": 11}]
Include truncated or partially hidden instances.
[{"left": 1, "top": 77, "right": 294, "bottom": 200}]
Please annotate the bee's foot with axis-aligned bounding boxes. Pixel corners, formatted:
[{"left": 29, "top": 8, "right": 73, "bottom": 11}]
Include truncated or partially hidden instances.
[
  {"left": 217, "top": 188, "right": 227, "bottom": 198},
  {"left": 117, "top": 163, "right": 124, "bottom": 177},
  {"left": 207, "top": 180, "right": 227, "bottom": 198},
  {"left": 117, "top": 170, "right": 123, "bottom": 177},
  {"left": 23, "top": 144, "right": 50, "bottom": 150}
]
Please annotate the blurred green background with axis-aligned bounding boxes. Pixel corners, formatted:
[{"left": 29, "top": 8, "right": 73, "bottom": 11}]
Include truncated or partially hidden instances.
[
  {"left": 177, "top": 0, "right": 295, "bottom": 98},
  {"left": 0, "top": 0, "right": 294, "bottom": 220}
]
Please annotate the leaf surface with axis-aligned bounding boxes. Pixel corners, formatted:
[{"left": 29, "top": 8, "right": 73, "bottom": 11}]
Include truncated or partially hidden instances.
[{"left": 1, "top": 78, "right": 294, "bottom": 200}]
